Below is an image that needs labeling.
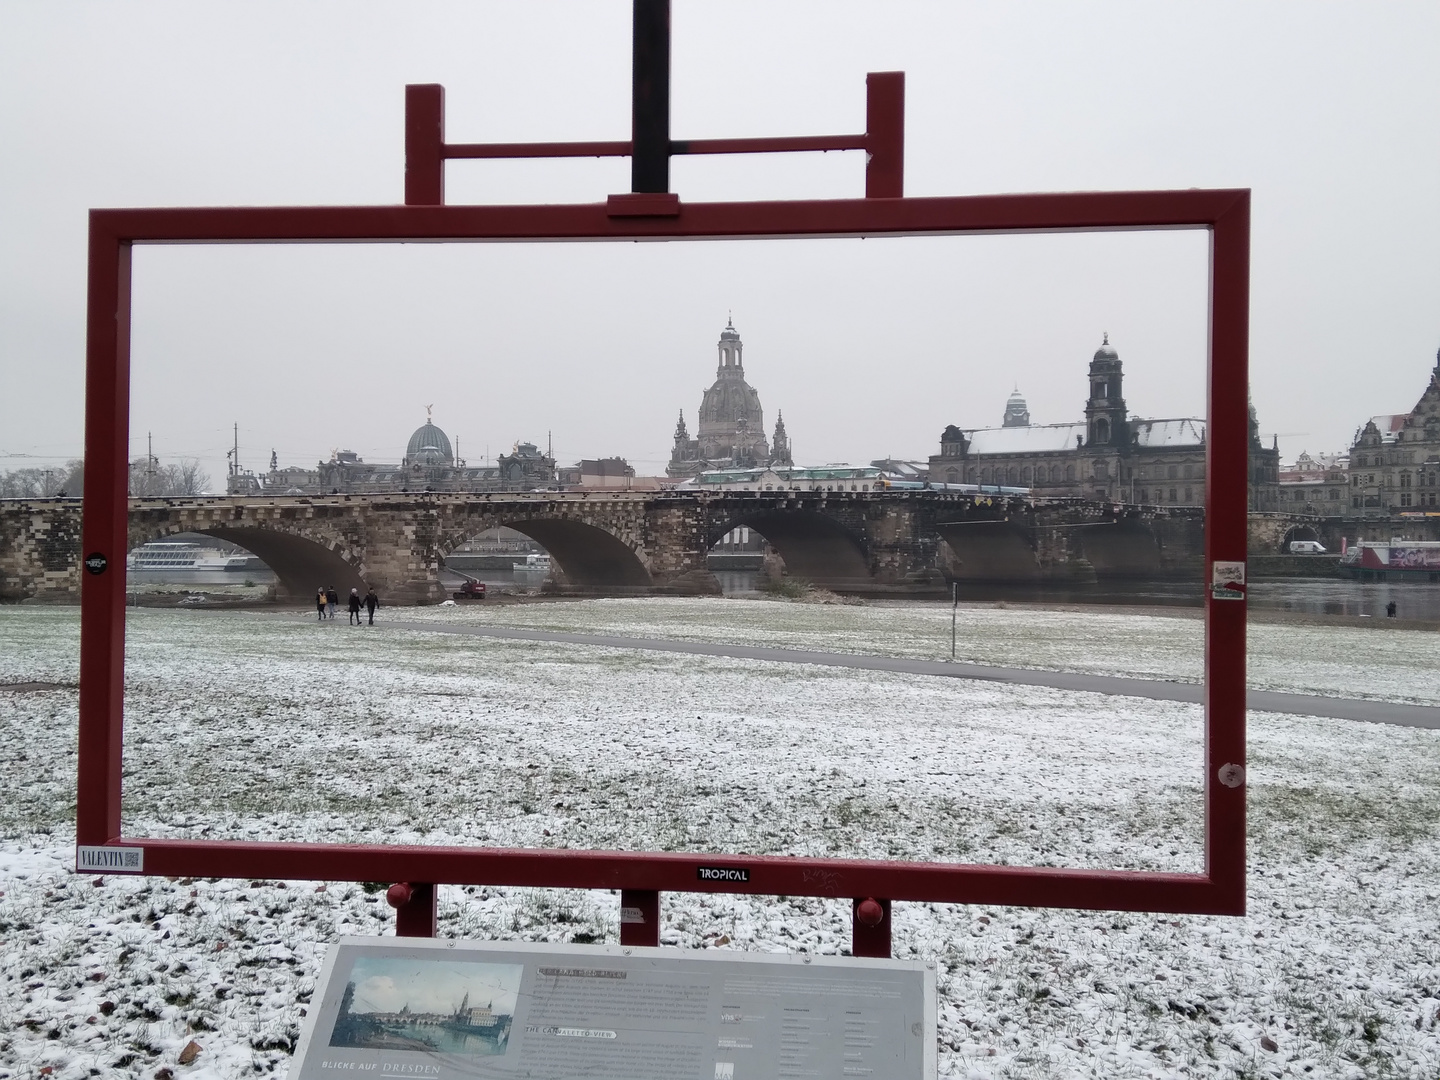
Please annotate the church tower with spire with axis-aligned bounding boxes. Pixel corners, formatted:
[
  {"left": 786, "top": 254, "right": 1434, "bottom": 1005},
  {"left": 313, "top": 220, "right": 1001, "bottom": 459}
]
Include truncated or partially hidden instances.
[
  {"left": 1083, "top": 333, "right": 1128, "bottom": 448},
  {"left": 771, "top": 411, "right": 793, "bottom": 467},
  {"left": 668, "top": 410, "right": 699, "bottom": 474}
]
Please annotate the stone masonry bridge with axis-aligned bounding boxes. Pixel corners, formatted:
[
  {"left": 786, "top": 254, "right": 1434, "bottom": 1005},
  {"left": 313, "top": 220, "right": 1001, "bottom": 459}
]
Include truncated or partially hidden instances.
[{"left": 1, "top": 492, "right": 1214, "bottom": 604}]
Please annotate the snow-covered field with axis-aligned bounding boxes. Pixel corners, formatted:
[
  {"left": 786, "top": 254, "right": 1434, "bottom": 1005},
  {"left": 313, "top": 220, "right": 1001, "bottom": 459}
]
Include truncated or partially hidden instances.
[
  {"left": 1, "top": 599, "right": 1438, "bottom": 1079},
  {"left": 394, "top": 596, "right": 1440, "bottom": 706}
]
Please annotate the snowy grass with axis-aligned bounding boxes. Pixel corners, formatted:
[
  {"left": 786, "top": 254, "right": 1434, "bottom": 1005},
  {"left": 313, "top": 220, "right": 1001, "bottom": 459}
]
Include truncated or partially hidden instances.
[
  {"left": 391, "top": 596, "right": 1440, "bottom": 706},
  {"left": 1, "top": 602, "right": 1439, "bottom": 1079}
]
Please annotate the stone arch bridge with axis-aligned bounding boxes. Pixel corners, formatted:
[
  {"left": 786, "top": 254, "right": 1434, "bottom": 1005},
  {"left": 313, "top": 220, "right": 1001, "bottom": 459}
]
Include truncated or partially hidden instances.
[
  {"left": 2, "top": 492, "right": 1214, "bottom": 604},
  {"left": 1245, "top": 513, "right": 1440, "bottom": 554}
]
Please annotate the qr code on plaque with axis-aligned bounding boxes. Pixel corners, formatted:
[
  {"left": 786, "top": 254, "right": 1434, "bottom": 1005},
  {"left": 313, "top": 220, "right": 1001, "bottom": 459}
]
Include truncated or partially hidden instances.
[
  {"left": 714, "top": 1065, "right": 734, "bottom": 1080},
  {"left": 122, "top": 850, "right": 141, "bottom": 868}
]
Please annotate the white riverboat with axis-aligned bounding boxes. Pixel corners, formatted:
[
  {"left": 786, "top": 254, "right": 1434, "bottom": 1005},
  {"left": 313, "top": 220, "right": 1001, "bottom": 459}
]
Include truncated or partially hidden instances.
[{"left": 127, "top": 541, "right": 254, "bottom": 572}]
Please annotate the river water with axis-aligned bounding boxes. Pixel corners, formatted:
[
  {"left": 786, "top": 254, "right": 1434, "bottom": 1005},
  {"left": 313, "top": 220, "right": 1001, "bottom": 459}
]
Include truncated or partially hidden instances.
[
  {"left": 134, "top": 565, "right": 1440, "bottom": 622},
  {"left": 712, "top": 571, "right": 1440, "bottom": 621},
  {"left": 933, "top": 578, "right": 1440, "bottom": 620}
]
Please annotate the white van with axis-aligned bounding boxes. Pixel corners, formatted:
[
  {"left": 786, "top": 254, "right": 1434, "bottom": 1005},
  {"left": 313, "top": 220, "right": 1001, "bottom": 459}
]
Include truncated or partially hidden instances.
[{"left": 1289, "top": 540, "right": 1327, "bottom": 554}]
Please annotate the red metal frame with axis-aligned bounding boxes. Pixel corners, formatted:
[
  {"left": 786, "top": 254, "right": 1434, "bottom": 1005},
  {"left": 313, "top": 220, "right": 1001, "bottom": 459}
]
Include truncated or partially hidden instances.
[
  {"left": 402, "top": 72, "right": 903, "bottom": 205},
  {"left": 79, "top": 187, "right": 1250, "bottom": 945}
]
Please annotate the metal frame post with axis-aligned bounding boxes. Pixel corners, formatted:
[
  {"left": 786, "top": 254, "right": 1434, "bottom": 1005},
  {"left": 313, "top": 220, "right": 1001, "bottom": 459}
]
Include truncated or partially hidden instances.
[
  {"left": 864, "top": 72, "right": 905, "bottom": 198},
  {"left": 631, "top": 0, "right": 671, "bottom": 194},
  {"left": 620, "top": 889, "right": 661, "bottom": 947},
  {"left": 77, "top": 229, "right": 131, "bottom": 847},
  {"left": 852, "top": 897, "right": 892, "bottom": 958},
  {"left": 405, "top": 84, "right": 445, "bottom": 206},
  {"left": 1205, "top": 196, "right": 1251, "bottom": 912},
  {"left": 387, "top": 882, "right": 438, "bottom": 937}
]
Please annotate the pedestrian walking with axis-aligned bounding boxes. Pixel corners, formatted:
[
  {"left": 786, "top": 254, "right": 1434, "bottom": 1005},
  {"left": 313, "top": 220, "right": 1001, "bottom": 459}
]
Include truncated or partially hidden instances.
[
  {"left": 1386, "top": 600, "right": 1398, "bottom": 618},
  {"left": 348, "top": 587, "right": 363, "bottom": 625},
  {"left": 326, "top": 586, "right": 338, "bottom": 619},
  {"left": 315, "top": 587, "right": 327, "bottom": 622},
  {"left": 364, "top": 587, "right": 379, "bottom": 625}
]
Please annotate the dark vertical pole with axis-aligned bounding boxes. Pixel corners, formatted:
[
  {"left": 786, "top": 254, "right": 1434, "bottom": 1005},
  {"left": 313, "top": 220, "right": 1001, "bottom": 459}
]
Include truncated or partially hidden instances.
[
  {"left": 387, "top": 882, "right": 438, "bottom": 937},
  {"left": 852, "top": 897, "right": 892, "bottom": 958},
  {"left": 405, "top": 84, "right": 446, "bottom": 206},
  {"left": 951, "top": 580, "right": 958, "bottom": 661},
  {"left": 631, "top": 0, "right": 671, "bottom": 193},
  {"left": 620, "top": 889, "right": 661, "bottom": 946},
  {"left": 78, "top": 222, "right": 131, "bottom": 846},
  {"left": 864, "top": 72, "right": 905, "bottom": 199},
  {"left": 1205, "top": 195, "right": 1251, "bottom": 915}
]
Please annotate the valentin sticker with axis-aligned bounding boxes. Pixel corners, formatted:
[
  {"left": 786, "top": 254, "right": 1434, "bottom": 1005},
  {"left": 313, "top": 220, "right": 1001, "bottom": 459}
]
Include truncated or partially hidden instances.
[{"left": 76, "top": 845, "right": 143, "bottom": 873}]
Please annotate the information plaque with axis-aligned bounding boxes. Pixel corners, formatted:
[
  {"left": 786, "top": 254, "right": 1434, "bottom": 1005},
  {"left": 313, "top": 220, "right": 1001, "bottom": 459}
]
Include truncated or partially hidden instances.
[{"left": 293, "top": 938, "right": 936, "bottom": 1080}]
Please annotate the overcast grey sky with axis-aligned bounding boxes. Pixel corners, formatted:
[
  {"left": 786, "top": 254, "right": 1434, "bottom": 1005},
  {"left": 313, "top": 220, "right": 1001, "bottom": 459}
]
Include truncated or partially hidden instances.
[{"left": 2, "top": 2, "right": 1438, "bottom": 486}]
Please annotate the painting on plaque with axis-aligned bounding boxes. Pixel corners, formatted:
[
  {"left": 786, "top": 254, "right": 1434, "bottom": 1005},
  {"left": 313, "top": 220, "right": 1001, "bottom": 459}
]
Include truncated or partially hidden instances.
[{"left": 328, "top": 955, "right": 522, "bottom": 1057}]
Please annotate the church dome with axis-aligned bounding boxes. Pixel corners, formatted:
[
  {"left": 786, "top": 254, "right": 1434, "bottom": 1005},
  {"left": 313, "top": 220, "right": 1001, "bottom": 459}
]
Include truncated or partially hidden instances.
[
  {"left": 406, "top": 420, "right": 454, "bottom": 466},
  {"left": 1093, "top": 333, "right": 1119, "bottom": 361}
]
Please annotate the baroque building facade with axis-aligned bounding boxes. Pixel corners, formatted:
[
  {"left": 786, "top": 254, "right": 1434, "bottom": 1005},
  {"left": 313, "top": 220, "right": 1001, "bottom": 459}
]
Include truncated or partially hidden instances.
[
  {"left": 667, "top": 319, "right": 794, "bottom": 478},
  {"left": 1276, "top": 451, "right": 1349, "bottom": 515},
  {"left": 928, "top": 335, "right": 1280, "bottom": 510},
  {"left": 1346, "top": 347, "right": 1440, "bottom": 515},
  {"left": 228, "top": 413, "right": 557, "bottom": 495}
]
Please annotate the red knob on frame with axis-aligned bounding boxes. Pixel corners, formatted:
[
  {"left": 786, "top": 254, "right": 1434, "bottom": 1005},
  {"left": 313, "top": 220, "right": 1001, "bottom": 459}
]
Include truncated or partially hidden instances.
[
  {"left": 386, "top": 883, "right": 414, "bottom": 909},
  {"left": 856, "top": 898, "right": 885, "bottom": 927}
]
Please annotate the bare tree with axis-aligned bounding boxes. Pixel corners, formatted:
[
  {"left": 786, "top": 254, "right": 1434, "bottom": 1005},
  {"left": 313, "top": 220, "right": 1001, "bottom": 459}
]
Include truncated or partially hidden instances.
[
  {"left": 128, "top": 456, "right": 161, "bottom": 497},
  {"left": 60, "top": 459, "right": 83, "bottom": 496},
  {"left": 128, "top": 458, "right": 211, "bottom": 497},
  {"left": 0, "top": 467, "right": 72, "bottom": 498},
  {"left": 168, "top": 459, "right": 210, "bottom": 496}
]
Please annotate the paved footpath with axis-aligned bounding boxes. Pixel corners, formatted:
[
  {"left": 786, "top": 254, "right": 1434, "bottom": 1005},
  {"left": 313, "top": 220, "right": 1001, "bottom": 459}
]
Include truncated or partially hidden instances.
[{"left": 387, "top": 621, "right": 1440, "bottom": 730}]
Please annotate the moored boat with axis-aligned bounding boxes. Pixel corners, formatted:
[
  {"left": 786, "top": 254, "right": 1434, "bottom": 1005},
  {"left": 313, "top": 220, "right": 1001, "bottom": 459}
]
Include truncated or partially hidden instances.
[
  {"left": 127, "top": 541, "right": 256, "bottom": 572},
  {"left": 1339, "top": 539, "right": 1440, "bottom": 581}
]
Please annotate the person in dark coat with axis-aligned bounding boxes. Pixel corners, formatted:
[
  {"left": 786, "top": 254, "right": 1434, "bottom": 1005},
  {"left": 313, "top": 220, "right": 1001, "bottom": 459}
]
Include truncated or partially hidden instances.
[
  {"left": 364, "top": 587, "right": 379, "bottom": 625},
  {"left": 347, "top": 587, "right": 363, "bottom": 625},
  {"left": 326, "top": 586, "right": 339, "bottom": 619},
  {"left": 316, "top": 587, "right": 327, "bottom": 622}
]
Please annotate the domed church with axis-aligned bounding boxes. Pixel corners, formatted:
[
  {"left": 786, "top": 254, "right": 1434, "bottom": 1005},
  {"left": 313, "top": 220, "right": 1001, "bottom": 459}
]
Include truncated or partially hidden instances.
[
  {"left": 236, "top": 408, "right": 558, "bottom": 494},
  {"left": 667, "top": 318, "right": 794, "bottom": 478},
  {"left": 403, "top": 418, "right": 455, "bottom": 468}
]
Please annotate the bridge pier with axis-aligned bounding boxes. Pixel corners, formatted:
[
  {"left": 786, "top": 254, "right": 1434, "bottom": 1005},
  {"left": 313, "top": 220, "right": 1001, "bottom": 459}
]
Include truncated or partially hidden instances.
[{"left": 0, "top": 499, "right": 84, "bottom": 602}]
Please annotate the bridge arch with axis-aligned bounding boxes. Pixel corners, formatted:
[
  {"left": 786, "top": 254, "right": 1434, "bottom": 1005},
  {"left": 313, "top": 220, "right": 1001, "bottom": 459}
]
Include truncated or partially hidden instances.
[
  {"left": 128, "top": 522, "right": 366, "bottom": 601},
  {"left": 934, "top": 520, "right": 1041, "bottom": 583},
  {"left": 447, "top": 517, "right": 652, "bottom": 589},
  {"left": 707, "top": 509, "right": 870, "bottom": 586},
  {"left": 1073, "top": 518, "right": 1165, "bottom": 579},
  {"left": 1279, "top": 523, "right": 1322, "bottom": 552}
]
